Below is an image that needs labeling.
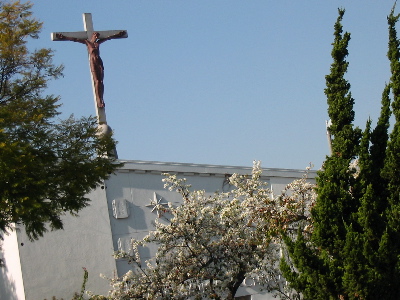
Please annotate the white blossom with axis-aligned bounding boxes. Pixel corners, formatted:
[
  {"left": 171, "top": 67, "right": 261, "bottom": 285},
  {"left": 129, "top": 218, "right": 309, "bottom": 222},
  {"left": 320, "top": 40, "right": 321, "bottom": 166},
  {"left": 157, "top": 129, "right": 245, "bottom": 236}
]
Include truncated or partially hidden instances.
[{"left": 106, "top": 162, "right": 315, "bottom": 299}]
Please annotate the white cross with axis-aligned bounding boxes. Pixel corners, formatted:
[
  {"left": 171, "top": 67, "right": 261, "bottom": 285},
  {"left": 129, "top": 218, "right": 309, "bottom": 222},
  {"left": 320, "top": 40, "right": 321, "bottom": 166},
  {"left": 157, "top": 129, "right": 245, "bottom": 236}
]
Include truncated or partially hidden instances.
[{"left": 51, "top": 13, "right": 127, "bottom": 125}]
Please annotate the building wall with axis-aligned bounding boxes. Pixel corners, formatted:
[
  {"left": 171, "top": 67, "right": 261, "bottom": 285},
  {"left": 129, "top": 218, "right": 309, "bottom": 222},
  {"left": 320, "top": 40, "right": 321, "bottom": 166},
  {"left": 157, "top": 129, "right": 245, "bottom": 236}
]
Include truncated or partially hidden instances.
[
  {"left": 1, "top": 160, "right": 316, "bottom": 300},
  {"left": 1, "top": 230, "right": 25, "bottom": 300},
  {"left": 1, "top": 183, "right": 117, "bottom": 300}
]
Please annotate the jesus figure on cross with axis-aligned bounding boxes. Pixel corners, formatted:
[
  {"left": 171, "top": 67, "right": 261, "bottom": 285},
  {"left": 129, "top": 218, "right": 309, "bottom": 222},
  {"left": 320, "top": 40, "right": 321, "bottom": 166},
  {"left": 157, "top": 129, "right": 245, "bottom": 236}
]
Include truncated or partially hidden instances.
[{"left": 56, "top": 30, "right": 126, "bottom": 108}]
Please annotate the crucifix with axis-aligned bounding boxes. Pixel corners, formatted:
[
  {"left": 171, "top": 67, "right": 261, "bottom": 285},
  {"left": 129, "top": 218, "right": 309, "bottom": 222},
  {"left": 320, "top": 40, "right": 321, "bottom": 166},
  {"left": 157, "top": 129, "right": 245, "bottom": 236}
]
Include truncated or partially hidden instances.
[{"left": 51, "top": 13, "right": 128, "bottom": 126}]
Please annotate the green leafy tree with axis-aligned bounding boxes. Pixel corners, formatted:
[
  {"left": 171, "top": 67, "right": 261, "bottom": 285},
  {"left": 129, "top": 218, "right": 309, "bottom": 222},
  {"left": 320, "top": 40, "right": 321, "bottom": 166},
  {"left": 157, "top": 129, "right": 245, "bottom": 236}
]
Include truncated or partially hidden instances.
[
  {"left": 0, "top": 1, "right": 120, "bottom": 242},
  {"left": 281, "top": 7, "right": 400, "bottom": 300}
]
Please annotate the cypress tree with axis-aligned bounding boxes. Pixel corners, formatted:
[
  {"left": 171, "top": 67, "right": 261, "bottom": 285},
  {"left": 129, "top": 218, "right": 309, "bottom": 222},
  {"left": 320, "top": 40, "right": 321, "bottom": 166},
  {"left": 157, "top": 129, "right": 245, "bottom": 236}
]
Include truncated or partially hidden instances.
[{"left": 282, "top": 7, "right": 400, "bottom": 299}]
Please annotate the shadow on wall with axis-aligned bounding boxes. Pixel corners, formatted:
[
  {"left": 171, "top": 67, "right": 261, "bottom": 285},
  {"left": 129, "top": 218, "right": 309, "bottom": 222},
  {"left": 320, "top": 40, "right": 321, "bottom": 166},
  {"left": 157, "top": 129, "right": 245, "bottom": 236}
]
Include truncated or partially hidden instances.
[{"left": 0, "top": 244, "right": 19, "bottom": 300}]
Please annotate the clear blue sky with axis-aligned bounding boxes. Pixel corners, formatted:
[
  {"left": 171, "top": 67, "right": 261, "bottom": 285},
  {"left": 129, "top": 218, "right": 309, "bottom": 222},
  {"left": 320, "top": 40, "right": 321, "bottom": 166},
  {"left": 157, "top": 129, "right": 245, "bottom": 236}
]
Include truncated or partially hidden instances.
[{"left": 30, "top": 1, "right": 395, "bottom": 170}]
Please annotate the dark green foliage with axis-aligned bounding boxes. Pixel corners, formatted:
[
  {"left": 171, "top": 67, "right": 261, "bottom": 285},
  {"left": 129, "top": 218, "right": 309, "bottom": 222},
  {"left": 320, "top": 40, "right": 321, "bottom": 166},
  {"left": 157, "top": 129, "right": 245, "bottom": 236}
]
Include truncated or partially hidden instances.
[
  {"left": 0, "top": 1, "right": 121, "bottom": 241},
  {"left": 281, "top": 6, "right": 400, "bottom": 299}
]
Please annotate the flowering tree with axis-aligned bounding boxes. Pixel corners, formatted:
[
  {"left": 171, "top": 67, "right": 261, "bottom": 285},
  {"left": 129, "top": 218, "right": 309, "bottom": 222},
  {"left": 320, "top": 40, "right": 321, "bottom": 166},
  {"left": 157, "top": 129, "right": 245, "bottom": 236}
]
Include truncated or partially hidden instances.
[{"left": 104, "top": 162, "right": 315, "bottom": 300}]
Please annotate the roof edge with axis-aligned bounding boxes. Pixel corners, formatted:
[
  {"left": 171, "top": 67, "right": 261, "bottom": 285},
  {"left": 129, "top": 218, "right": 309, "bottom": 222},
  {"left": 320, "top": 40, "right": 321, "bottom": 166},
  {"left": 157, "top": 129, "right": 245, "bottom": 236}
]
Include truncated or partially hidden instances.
[{"left": 115, "top": 159, "right": 318, "bottom": 179}]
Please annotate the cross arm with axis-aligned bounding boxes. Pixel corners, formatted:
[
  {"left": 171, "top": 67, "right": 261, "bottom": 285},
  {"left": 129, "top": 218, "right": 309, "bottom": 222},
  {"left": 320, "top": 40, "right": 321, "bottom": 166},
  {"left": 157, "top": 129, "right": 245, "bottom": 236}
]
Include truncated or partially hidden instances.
[
  {"left": 51, "top": 31, "right": 88, "bottom": 41},
  {"left": 51, "top": 30, "right": 127, "bottom": 43},
  {"left": 98, "top": 30, "right": 128, "bottom": 44}
]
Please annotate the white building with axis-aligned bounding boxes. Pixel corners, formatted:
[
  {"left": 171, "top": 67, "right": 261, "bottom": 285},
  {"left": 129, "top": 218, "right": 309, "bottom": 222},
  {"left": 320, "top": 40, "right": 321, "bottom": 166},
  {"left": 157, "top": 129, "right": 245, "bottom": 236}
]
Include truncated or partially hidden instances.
[{"left": 0, "top": 159, "right": 316, "bottom": 300}]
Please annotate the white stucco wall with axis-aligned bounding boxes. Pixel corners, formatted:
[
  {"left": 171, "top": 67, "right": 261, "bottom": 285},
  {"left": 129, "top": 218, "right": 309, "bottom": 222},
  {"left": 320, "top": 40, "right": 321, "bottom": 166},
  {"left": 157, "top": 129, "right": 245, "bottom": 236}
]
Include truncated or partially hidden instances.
[
  {"left": 6, "top": 183, "right": 116, "bottom": 300},
  {"left": 1, "top": 229, "right": 26, "bottom": 300}
]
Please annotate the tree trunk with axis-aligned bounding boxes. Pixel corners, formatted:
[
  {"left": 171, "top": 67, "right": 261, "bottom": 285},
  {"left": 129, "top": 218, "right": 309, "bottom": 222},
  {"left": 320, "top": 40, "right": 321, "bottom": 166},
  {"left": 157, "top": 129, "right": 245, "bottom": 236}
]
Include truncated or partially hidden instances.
[{"left": 227, "top": 271, "right": 247, "bottom": 299}]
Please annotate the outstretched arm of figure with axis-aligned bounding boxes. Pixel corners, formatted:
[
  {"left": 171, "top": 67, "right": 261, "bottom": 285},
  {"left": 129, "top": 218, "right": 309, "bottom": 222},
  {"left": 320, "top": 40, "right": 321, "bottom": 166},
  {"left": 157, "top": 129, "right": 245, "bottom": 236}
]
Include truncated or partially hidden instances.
[
  {"left": 98, "top": 31, "right": 127, "bottom": 44},
  {"left": 55, "top": 33, "right": 86, "bottom": 45}
]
